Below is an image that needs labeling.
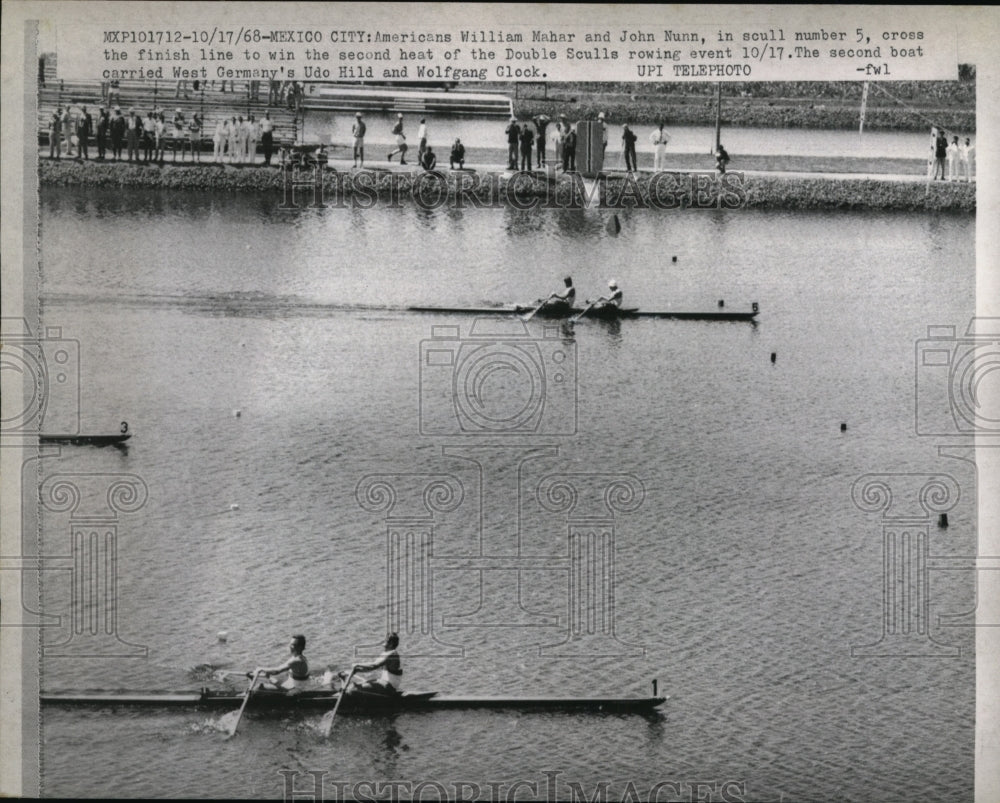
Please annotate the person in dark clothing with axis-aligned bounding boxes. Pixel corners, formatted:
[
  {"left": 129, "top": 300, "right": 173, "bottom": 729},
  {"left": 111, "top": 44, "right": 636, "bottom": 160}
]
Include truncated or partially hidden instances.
[
  {"left": 420, "top": 145, "right": 437, "bottom": 171},
  {"left": 505, "top": 117, "right": 520, "bottom": 169},
  {"left": 109, "top": 107, "right": 126, "bottom": 160},
  {"left": 562, "top": 127, "right": 577, "bottom": 172},
  {"left": 96, "top": 108, "right": 109, "bottom": 160},
  {"left": 519, "top": 124, "right": 535, "bottom": 172},
  {"left": 449, "top": 138, "right": 465, "bottom": 169},
  {"left": 533, "top": 114, "right": 550, "bottom": 167},
  {"left": 933, "top": 131, "right": 948, "bottom": 180},
  {"left": 622, "top": 123, "right": 637, "bottom": 172},
  {"left": 715, "top": 143, "right": 730, "bottom": 174},
  {"left": 76, "top": 106, "right": 93, "bottom": 161}
]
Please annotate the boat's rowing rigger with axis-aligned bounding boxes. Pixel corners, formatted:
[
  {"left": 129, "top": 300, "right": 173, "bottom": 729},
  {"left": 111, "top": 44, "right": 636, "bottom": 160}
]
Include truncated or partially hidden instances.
[
  {"left": 40, "top": 689, "right": 666, "bottom": 714},
  {"left": 408, "top": 303, "right": 759, "bottom": 322}
]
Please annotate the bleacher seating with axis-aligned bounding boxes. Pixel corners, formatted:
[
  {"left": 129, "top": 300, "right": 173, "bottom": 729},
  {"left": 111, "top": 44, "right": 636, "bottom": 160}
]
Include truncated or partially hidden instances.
[{"left": 37, "top": 78, "right": 299, "bottom": 156}]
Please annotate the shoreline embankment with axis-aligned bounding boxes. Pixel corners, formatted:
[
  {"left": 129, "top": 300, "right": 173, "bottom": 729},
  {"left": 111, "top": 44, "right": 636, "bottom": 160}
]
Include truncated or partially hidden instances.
[{"left": 38, "top": 158, "right": 975, "bottom": 213}]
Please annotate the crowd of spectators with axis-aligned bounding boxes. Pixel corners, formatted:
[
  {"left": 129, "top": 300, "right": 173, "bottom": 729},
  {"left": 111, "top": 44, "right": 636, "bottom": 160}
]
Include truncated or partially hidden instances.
[{"left": 46, "top": 104, "right": 280, "bottom": 165}]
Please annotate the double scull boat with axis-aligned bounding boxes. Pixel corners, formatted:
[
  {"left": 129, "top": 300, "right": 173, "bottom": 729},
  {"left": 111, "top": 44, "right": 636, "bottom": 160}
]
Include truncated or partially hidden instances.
[
  {"left": 41, "top": 688, "right": 666, "bottom": 714},
  {"left": 408, "top": 303, "right": 759, "bottom": 322}
]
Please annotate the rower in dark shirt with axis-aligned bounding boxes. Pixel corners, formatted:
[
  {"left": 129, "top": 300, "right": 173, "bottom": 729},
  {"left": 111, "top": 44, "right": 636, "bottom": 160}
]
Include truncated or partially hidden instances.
[{"left": 542, "top": 275, "right": 576, "bottom": 313}]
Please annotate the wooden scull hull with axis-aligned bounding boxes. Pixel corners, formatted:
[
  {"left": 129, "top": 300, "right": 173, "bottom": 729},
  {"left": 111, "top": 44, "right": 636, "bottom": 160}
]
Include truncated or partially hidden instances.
[
  {"left": 41, "top": 688, "right": 666, "bottom": 713},
  {"left": 39, "top": 433, "right": 131, "bottom": 445}
]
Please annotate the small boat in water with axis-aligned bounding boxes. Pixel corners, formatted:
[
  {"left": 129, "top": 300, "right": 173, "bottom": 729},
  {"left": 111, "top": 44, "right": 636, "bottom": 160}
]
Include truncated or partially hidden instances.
[
  {"left": 408, "top": 303, "right": 759, "bottom": 322},
  {"left": 40, "top": 421, "right": 131, "bottom": 446},
  {"left": 41, "top": 687, "right": 666, "bottom": 714}
]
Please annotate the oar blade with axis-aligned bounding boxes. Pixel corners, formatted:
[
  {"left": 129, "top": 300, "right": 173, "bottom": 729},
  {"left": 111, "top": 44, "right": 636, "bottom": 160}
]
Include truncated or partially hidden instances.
[
  {"left": 225, "top": 669, "right": 261, "bottom": 739},
  {"left": 320, "top": 668, "right": 356, "bottom": 738}
]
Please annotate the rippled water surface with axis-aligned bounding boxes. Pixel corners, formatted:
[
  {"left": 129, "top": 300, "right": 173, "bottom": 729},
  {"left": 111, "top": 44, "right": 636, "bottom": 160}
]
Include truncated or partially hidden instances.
[{"left": 36, "top": 187, "right": 975, "bottom": 800}]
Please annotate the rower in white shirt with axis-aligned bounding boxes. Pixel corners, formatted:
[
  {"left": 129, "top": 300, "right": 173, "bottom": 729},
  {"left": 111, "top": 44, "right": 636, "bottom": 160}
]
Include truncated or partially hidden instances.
[{"left": 345, "top": 633, "right": 403, "bottom": 695}]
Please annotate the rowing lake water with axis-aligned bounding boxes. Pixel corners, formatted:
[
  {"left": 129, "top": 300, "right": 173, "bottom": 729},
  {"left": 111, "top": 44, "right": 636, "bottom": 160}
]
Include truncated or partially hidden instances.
[{"left": 36, "top": 185, "right": 975, "bottom": 801}]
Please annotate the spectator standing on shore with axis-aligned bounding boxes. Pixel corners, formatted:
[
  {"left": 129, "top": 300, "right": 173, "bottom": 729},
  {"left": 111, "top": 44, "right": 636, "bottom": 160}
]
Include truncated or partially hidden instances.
[
  {"left": 563, "top": 125, "right": 577, "bottom": 172},
  {"left": 450, "top": 138, "right": 465, "bottom": 169},
  {"left": 62, "top": 107, "right": 75, "bottom": 158},
  {"left": 188, "top": 113, "right": 202, "bottom": 162},
  {"left": 213, "top": 117, "right": 226, "bottom": 163},
  {"left": 351, "top": 112, "right": 366, "bottom": 167},
  {"left": 96, "top": 108, "right": 109, "bottom": 160},
  {"left": 533, "top": 113, "right": 550, "bottom": 167},
  {"left": 933, "top": 130, "right": 948, "bottom": 180},
  {"left": 947, "top": 135, "right": 960, "bottom": 181},
  {"left": 125, "top": 108, "right": 142, "bottom": 162},
  {"left": 598, "top": 112, "right": 608, "bottom": 155},
  {"left": 48, "top": 110, "right": 61, "bottom": 159},
  {"left": 388, "top": 113, "right": 408, "bottom": 164},
  {"left": 505, "top": 117, "right": 520, "bottom": 169},
  {"left": 142, "top": 110, "right": 156, "bottom": 162},
  {"left": 519, "top": 122, "right": 535, "bottom": 172},
  {"left": 246, "top": 114, "right": 258, "bottom": 165},
  {"left": 170, "top": 109, "right": 185, "bottom": 161},
  {"left": 927, "top": 127, "right": 937, "bottom": 178},
  {"left": 76, "top": 106, "right": 92, "bottom": 161},
  {"left": 715, "top": 143, "right": 730, "bottom": 174},
  {"left": 155, "top": 113, "right": 166, "bottom": 164},
  {"left": 110, "top": 107, "right": 125, "bottom": 160},
  {"left": 268, "top": 80, "right": 280, "bottom": 107},
  {"left": 227, "top": 116, "right": 239, "bottom": 163},
  {"left": 650, "top": 123, "right": 669, "bottom": 171},
  {"left": 238, "top": 116, "right": 250, "bottom": 164},
  {"left": 622, "top": 123, "right": 637, "bottom": 173},
  {"left": 420, "top": 145, "right": 437, "bottom": 172},
  {"left": 417, "top": 118, "right": 428, "bottom": 164},
  {"left": 552, "top": 116, "right": 566, "bottom": 168},
  {"left": 960, "top": 137, "right": 974, "bottom": 182},
  {"left": 261, "top": 113, "right": 275, "bottom": 166}
]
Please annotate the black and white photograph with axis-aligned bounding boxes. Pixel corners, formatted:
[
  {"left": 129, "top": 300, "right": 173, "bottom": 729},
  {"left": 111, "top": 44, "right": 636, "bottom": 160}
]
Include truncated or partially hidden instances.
[{"left": 1, "top": 4, "right": 997, "bottom": 801}]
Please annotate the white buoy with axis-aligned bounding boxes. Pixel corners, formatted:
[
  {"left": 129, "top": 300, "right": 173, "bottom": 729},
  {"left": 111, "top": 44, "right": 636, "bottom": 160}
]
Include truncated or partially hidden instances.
[
  {"left": 217, "top": 630, "right": 228, "bottom": 643},
  {"left": 230, "top": 503, "right": 240, "bottom": 511}
]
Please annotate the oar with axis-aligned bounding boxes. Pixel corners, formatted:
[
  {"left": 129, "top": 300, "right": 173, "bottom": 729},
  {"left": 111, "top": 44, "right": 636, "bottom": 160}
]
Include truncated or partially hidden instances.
[
  {"left": 320, "top": 667, "right": 356, "bottom": 737},
  {"left": 225, "top": 669, "right": 261, "bottom": 738},
  {"left": 570, "top": 300, "right": 598, "bottom": 323},
  {"left": 521, "top": 294, "right": 555, "bottom": 322},
  {"left": 213, "top": 669, "right": 252, "bottom": 683}
]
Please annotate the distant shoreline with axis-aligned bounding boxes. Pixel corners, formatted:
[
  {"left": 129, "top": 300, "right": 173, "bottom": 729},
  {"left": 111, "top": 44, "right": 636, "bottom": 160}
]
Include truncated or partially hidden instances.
[
  {"left": 38, "top": 158, "right": 975, "bottom": 212},
  {"left": 497, "top": 79, "right": 976, "bottom": 133}
]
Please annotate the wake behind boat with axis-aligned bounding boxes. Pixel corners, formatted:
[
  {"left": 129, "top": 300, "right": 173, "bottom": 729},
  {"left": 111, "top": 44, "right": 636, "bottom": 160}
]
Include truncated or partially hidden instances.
[{"left": 408, "top": 302, "right": 759, "bottom": 322}]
